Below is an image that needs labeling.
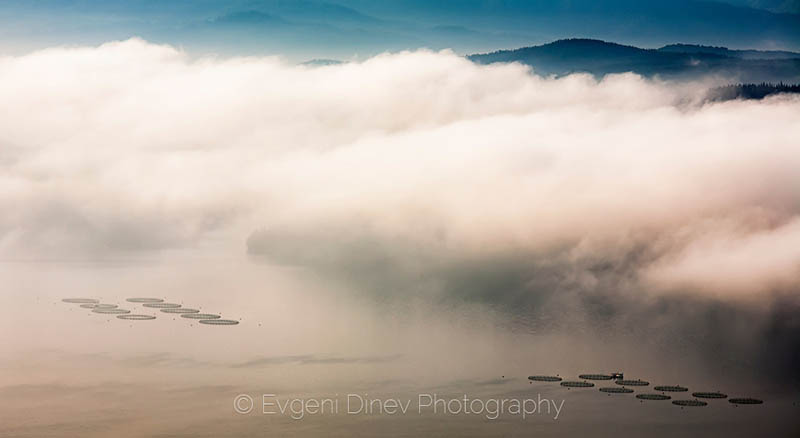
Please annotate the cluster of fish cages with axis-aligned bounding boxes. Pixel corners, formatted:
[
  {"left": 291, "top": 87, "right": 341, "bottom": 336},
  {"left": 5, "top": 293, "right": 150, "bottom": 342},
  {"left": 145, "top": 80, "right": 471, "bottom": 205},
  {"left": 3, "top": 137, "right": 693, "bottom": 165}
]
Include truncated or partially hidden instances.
[
  {"left": 527, "top": 373, "right": 763, "bottom": 408},
  {"left": 61, "top": 297, "right": 240, "bottom": 326}
]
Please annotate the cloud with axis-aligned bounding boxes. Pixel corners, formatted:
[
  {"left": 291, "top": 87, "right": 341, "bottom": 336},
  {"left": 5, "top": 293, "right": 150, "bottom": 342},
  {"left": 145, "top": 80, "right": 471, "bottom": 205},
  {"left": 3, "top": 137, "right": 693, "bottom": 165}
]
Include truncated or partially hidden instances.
[
  {"left": 2, "top": 39, "right": 800, "bottom": 295},
  {"left": 2, "top": 41, "right": 800, "bottom": 384},
  {"left": 0, "top": 39, "right": 800, "bottom": 293},
  {"left": 643, "top": 217, "right": 800, "bottom": 296}
]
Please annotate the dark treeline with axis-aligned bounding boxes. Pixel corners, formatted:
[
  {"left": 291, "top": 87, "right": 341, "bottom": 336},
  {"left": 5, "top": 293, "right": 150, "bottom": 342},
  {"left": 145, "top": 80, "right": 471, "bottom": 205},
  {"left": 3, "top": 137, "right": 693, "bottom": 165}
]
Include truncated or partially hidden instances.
[{"left": 707, "top": 82, "right": 800, "bottom": 101}]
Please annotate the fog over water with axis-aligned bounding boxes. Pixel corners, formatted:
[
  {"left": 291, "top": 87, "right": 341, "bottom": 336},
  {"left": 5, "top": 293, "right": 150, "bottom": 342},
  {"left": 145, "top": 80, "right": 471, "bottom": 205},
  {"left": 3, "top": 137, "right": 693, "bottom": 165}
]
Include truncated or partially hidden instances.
[{"left": 1, "top": 39, "right": 799, "bottom": 437}]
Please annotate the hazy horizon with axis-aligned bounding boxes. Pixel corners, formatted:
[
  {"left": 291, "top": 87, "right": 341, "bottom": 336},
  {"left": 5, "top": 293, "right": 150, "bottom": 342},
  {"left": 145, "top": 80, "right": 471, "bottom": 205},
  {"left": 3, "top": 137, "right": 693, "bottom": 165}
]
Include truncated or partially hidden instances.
[{"left": 1, "top": 0, "right": 800, "bottom": 60}]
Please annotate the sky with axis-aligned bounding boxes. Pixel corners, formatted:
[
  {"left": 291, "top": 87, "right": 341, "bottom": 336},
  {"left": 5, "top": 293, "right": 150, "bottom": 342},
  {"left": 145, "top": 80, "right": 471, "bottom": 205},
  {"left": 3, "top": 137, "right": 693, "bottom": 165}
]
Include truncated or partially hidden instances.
[
  {"left": 1, "top": 3, "right": 800, "bottom": 437},
  {"left": 0, "top": 0, "right": 799, "bottom": 60}
]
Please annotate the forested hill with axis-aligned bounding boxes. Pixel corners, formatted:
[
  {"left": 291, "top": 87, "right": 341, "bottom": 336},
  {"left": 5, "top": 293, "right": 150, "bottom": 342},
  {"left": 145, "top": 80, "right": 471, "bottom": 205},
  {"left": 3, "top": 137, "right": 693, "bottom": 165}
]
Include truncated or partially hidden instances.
[
  {"left": 707, "top": 82, "right": 800, "bottom": 101},
  {"left": 658, "top": 44, "right": 800, "bottom": 60},
  {"left": 469, "top": 39, "right": 800, "bottom": 82}
]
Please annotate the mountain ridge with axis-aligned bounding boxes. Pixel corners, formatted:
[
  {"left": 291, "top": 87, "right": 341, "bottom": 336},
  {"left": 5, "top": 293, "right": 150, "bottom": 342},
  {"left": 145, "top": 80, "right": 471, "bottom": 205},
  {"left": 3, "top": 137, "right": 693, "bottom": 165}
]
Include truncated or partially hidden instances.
[
  {"left": 658, "top": 43, "right": 800, "bottom": 59},
  {"left": 469, "top": 38, "right": 800, "bottom": 82},
  {"left": 2, "top": 0, "right": 800, "bottom": 59}
]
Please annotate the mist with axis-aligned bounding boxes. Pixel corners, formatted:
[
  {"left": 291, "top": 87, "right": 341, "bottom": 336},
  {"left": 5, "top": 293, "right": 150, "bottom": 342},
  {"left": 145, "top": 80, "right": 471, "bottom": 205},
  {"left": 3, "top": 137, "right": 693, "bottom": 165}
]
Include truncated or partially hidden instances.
[
  {"left": 1, "top": 38, "right": 799, "bottom": 437},
  {"left": 3, "top": 39, "right": 800, "bottom": 293}
]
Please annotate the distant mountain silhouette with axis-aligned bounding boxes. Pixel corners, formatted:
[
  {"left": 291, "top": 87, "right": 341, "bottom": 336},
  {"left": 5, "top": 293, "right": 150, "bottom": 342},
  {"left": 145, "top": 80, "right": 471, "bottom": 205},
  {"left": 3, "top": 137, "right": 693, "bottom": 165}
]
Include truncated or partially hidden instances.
[
  {"left": 141, "top": 3, "right": 800, "bottom": 60},
  {"left": 469, "top": 39, "right": 800, "bottom": 82},
  {"left": 720, "top": 0, "right": 800, "bottom": 14},
  {"left": 658, "top": 43, "right": 800, "bottom": 60},
  {"left": 341, "top": 0, "right": 800, "bottom": 50},
  {"left": 4, "top": 1, "right": 800, "bottom": 59},
  {"left": 300, "top": 59, "right": 344, "bottom": 66},
  {"left": 211, "top": 10, "right": 289, "bottom": 27}
]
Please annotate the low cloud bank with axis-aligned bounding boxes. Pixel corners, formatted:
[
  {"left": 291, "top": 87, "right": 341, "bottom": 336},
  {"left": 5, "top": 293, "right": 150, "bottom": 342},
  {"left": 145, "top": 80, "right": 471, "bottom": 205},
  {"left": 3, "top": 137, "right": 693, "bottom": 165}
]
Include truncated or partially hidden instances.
[
  {"left": 2, "top": 38, "right": 799, "bottom": 298},
  {"left": 2, "top": 38, "right": 800, "bottom": 380}
]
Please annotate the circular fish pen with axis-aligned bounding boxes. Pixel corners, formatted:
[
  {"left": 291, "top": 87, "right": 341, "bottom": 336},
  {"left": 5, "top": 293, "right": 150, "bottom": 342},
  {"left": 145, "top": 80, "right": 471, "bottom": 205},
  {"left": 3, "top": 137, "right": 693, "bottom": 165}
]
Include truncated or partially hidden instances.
[
  {"left": 637, "top": 394, "right": 671, "bottom": 401},
  {"left": 615, "top": 379, "right": 649, "bottom": 386},
  {"left": 126, "top": 298, "right": 164, "bottom": 303},
  {"left": 561, "top": 381, "right": 594, "bottom": 388},
  {"left": 82, "top": 303, "right": 118, "bottom": 309},
  {"left": 160, "top": 308, "right": 200, "bottom": 314},
  {"left": 692, "top": 392, "right": 727, "bottom": 399},
  {"left": 181, "top": 313, "right": 221, "bottom": 320},
  {"left": 729, "top": 398, "right": 763, "bottom": 405},
  {"left": 199, "top": 319, "right": 239, "bottom": 325},
  {"left": 673, "top": 399, "right": 708, "bottom": 407},
  {"left": 143, "top": 303, "right": 181, "bottom": 309},
  {"left": 62, "top": 298, "right": 99, "bottom": 304},
  {"left": 579, "top": 374, "right": 613, "bottom": 380},
  {"left": 528, "top": 376, "right": 562, "bottom": 382},
  {"left": 92, "top": 308, "right": 131, "bottom": 314},
  {"left": 117, "top": 314, "right": 156, "bottom": 320},
  {"left": 600, "top": 387, "right": 634, "bottom": 394},
  {"left": 654, "top": 385, "right": 688, "bottom": 392}
]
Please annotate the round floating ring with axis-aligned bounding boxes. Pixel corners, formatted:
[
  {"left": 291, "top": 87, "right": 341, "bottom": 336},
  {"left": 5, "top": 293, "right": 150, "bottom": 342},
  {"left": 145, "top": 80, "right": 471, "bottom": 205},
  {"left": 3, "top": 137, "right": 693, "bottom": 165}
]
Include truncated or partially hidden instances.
[
  {"left": 579, "top": 374, "right": 613, "bottom": 380},
  {"left": 654, "top": 385, "right": 688, "bottom": 392},
  {"left": 673, "top": 399, "right": 708, "bottom": 407},
  {"left": 127, "top": 298, "right": 164, "bottom": 303},
  {"left": 92, "top": 308, "right": 130, "bottom": 314},
  {"left": 637, "top": 394, "right": 671, "bottom": 401},
  {"left": 93, "top": 304, "right": 118, "bottom": 309},
  {"left": 62, "top": 298, "right": 99, "bottom": 304},
  {"left": 729, "top": 398, "right": 763, "bottom": 405},
  {"left": 692, "top": 392, "right": 727, "bottom": 399},
  {"left": 117, "top": 314, "right": 156, "bottom": 320},
  {"left": 600, "top": 387, "right": 634, "bottom": 394},
  {"left": 143, "top": 303, "right": 181, "bottom": 309},
  {"left": 528, "top": 376, "right": 562, "bottom": 382},
  {"left": 181, "top": 313, "right": 221, "bottom": 320},
  {"left": 199, "top": 319, "right": 239, "bottom": 325},
  {"left": 561, "top": 381, "right": 594, "bottom": 388},
  {"left": 160, "top": 308, "right": 200, "bottom": 314},
  {"left": 616, "top": 379, "right": 649, "bottom": 386}
]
